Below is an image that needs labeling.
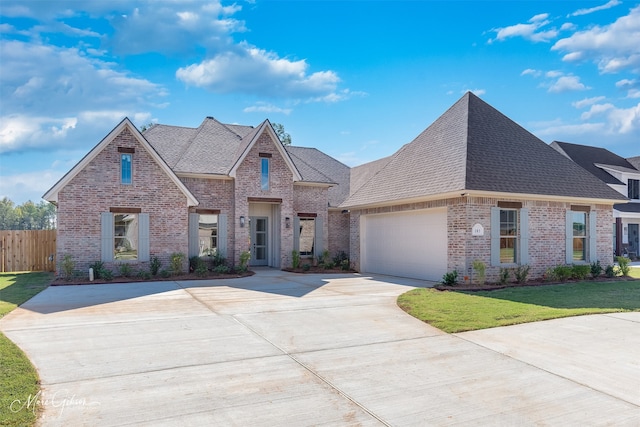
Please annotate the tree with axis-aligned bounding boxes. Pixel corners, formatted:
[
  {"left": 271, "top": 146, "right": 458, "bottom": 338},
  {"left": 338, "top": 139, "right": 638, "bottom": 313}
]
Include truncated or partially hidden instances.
[
  {"left": 272, "top": 123, "right": 292, "bottom": 146},
  {"left": 0, "top": 197, "right": 56, "bottom": 230}
]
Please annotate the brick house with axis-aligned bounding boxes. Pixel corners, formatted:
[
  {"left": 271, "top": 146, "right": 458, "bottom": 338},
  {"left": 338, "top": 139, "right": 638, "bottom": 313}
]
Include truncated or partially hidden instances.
[{"left": 45, "top": 92, "right": 627, "bottom": 281}]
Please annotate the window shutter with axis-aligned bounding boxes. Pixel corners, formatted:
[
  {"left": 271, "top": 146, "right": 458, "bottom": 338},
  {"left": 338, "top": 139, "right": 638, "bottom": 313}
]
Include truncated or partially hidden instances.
[
  {"left": 218, "top": 214, "right": 227, "bottom": 258},
  {"left": 589, "top": 211, "right": 597, "bottom": 263},
  {"left": 490, "top": 207, "right": 500, "bottom": 266},
  {"left": 188, "top": 213, "right": 199, "bottom": 258},
  {"left": 520, "top": 208, "right": 529, "bottom": 265},
  {"left": 293, "top": 217, "right": 300, "bottom": 252},
  {"left": 314, "top": 216, "right": 324, "bottom": 257},
  {"left": 101, "top": 212, "right": 114, "bottom": 263},
  {"left": 565, "top": 211, "right": 573, "bottom": 264},
  {"left": 138, "top": 213, "right": 150, "bottom": 262}
]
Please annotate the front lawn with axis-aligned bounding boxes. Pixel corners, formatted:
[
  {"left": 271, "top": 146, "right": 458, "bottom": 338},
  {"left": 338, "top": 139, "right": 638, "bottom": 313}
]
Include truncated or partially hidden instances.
[
  {"left": 0, "top": 272, "right": 52, "bottom": 427},
  {"left": 398, "top": 279, "right": 640, "bottom": 333}
]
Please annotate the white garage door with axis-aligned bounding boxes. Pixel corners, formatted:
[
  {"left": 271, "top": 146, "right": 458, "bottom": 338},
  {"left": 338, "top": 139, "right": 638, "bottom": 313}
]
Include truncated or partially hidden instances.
[{"left": 361, "top": 208, "right": 447, "bottom": 281}]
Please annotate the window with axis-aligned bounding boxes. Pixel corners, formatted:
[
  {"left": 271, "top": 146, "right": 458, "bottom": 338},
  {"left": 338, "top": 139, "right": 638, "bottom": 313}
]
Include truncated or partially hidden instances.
[
  {"left": 629, "top": 179, "right": 640, "bottom": 200},
  {"left": 499, "top": 210, "right": 518, "bottom": 264},
  {"left": 572, "top": 212, "right": 587, "bottom": 261},
  {"left": 121, "top": 153, "right": 132, "bottom": 184},
  {"left": 114, "top": 214, "right": 138, "bottom": 260},
  {"left": 261, "top": 158, "right": 269, "bottom": 190},
  {"left": 298, "top": 218, "right": 315, "bottom": 256},
  {"left": 198, "top": 214, "right": 218, "bottom": 256}
]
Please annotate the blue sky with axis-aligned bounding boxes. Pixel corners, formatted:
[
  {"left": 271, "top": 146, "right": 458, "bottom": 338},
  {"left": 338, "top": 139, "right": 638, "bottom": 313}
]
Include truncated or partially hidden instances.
[{"left": 1, "top": 0, "right": 639, "bottom": 204}]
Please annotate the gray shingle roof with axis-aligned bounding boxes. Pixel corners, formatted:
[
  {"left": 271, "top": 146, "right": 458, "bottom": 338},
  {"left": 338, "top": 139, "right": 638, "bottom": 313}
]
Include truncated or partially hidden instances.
[
  {"left": 286, "top": 146, "right": 350, "bottom": 206},
  {"left": 628, "top": 156, "right": 640, "bottom": 170},
  {"left": 550, "top": 141, "right": 638, "bottom": 185},
  {"left": 342, "top": 92, "right": 626, "bottom": 208},
  {"left": 614, "top": 202, "right": 640, "bottom": 213}
]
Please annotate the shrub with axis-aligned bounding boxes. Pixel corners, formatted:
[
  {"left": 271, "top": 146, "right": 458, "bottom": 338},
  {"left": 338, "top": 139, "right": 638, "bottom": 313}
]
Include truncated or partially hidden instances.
[
  {"left": 341, "top": 259, "right": 351, "bottom": 271},
  {"left": 590, "top": 260, "right": 603, "bottom": 279},
  {"left": 160, "top": 269, "right": 171, "bottom": 278},
  {"left": 214, "top": 264, "right": 230, "bottom": 274},
  {"left": 616, "top": 256, "right": 631, "bottom": 276},
  {"left": 499, "top": 268, "right": 510, "bottom": 285},
  {"left": 118, "top": 263, "right": 133, "bottom": 278},
  {"left": 571, "top": 264, "right": 590, "bottom": 280},
  {"left": 292, "top": 250, "right": 300, "bottom": 269},
  {"left": 189, "top": 256, "right": 200, "bottom": 273},
  {"left": 323, "top": 260, "right": 335, "bottom": 269},
  {"left": 208, "top": 251, "right": 226, "bottom": 268},
  {"left": 605, "top": 264, "right": 616, "bottom": 278},
  {"left": 514, "top": 265, "right": 530, "bottom": 284},
  {"left": 302, "top": 263, "right": 311, "bottom": 271},
  {"left": 195, "top": 259, "right": 208, "bottom": 277},
  {"left": 137, "top": 270, "right": 152, "bottom": 280},
  {"left": 333, "top": 251, "right": 349, "bottom": 266},
  {"left": 61, "top": 255, "right": 75, "bottom": 280},
  {"left": 101, "top": 269, "right": 114, "bottom": 281},
  {"left": 551, "top": 265, "right": 572, "bottom": 282},
  {"left": 89, "top": 261, "right": 105, "bottom": 279},
  {"left": 472, "top": 260, "right": 486, "bottom": 285},
  {"left": 170, "top": 252, "right": 186, "bottom": 275},
  {"left": 150, "top": 256, "right": 162, "bottom": 276},
  {"left": 238, "top": 251, "right": 250, "bottom": 273},
  {"left": 441, "top": 270, "right": 458, "bottom": 286},
  {"left": 317, "top": 249, "right": 331, "bottom": 267}
]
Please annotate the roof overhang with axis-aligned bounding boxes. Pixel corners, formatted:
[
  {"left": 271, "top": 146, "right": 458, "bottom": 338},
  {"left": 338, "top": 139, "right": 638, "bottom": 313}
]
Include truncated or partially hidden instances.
[
  {"left": 294, "top": 181, "right": 335, "bottom": 188},
  {"left": 43, "top": 118, "right": 199, "bottom": 207},
  {"left": 341, "top": 189, "right": 623, "bottom": 210},
  {"left": 176, "top": 172, "right": 233, "bottom": 180},
  {"left": 228, "top": 120, "right": 303, "bottom": 182}
]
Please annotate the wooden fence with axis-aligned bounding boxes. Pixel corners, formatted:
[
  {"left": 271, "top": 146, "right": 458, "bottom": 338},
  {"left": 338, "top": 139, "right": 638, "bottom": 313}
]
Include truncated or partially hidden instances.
[{"left": 0, "top": 230, "right": 57, "bottom": 272}]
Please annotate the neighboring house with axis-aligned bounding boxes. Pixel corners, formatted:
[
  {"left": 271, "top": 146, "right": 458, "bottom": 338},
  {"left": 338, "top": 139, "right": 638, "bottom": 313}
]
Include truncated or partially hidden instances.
[
  {"left": 551, "top": 142, "right": 640, "bottom": 259},
  {"left": 45, "top": 92, "right": 627, "bottom": 282}
]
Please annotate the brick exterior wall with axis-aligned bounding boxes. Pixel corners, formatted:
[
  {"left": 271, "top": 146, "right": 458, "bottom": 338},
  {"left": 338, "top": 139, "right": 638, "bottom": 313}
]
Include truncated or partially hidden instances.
[
  {"left": 349, "top": 196, "right": 615, "bottom": 282},
  {"left": 328, "top": 209, "right": 350, "bottom": 257},
  {"left": 57, "top": 127, "right": 189, "bottom": 274},
  {"left": 181, "top": 177, "right": 235, "bottom": 263},
  {"left": 234, "top": 131, "right": 295, "bottom": 267}
]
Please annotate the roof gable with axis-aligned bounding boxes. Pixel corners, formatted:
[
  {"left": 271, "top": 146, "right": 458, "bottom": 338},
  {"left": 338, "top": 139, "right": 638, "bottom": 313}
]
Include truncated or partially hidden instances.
[
  {"left": 550, "top": 141, "right": 635, "bottom": 185},
  {"left": 43, "top": 118, "right": 198, "bottom": 206},
  {"left": 228, "top": 120, "right": 302, "bottom": 181}
]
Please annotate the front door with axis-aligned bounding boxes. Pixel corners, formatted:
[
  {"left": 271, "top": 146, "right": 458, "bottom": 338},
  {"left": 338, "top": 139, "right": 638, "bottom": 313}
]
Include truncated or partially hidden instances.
[{"left": 250, "top": 216, "right": 268, "bottom": 266}]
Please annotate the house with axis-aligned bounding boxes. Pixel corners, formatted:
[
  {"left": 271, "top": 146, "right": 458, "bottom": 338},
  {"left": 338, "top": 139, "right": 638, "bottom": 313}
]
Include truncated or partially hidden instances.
[
  {"left": 44, "top": 92, "right": 627, "bottom": 282},
  {"left": 551, "top": 142, "right": 640, "bottom": 259},
  {"left": 341, "top": 92, "right": 626, "bottom": 281},
  {"left": 44, "top": 117, "right": 351, "bottom": 274}
]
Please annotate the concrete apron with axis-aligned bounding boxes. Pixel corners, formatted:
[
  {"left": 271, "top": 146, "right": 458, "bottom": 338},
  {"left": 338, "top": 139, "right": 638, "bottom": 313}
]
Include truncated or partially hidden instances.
[{"left": 1, "top": 269, "right": 638, "bottom": 426}]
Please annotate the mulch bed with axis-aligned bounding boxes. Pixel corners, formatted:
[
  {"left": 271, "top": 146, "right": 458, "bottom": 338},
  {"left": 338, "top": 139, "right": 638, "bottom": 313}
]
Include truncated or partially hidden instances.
[
  {"left": 281, "top": 267, "right": 356, "bottom": 274},
  {"left": 51, "top": 270, "right": 255, "bottom": 286},
  {"left": 435, "top": 276, "right": 638, "bottom": 292}
]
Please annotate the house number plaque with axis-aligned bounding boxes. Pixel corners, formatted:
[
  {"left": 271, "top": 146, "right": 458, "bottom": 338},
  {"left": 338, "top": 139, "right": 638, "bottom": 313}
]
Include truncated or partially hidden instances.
[{"left": 472, "top": 223, "right": 484, "bottom": 236}]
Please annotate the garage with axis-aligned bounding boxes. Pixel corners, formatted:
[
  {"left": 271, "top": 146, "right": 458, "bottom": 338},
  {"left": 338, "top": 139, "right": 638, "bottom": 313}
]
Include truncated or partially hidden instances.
[{"left": 360, "top": 208, "right": 447, "bottom": 281}]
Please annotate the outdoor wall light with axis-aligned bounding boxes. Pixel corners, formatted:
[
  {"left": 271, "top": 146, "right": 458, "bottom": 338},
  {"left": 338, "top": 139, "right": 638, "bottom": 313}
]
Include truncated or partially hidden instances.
[
  {"left": 285, "top": 217, "right": 291, "bottom": 228},
  {"left": 240, "top": 216, "right": 245, "bottom": 228}
]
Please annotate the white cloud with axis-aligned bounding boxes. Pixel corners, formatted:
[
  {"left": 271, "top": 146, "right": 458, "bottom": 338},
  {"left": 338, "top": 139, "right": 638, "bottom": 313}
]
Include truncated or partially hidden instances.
[
  {"left": 489, "top": 13, "right": 558, "bottom": 43},
  {"left": 545, "top": 70, "right": 563, "bottom": 78},
  {"left": 243, "top": 103, "right": 292, "bottom": 115},
  {"left": 552, "top": 5, "right": 640, "bottom": 74},
  {"left": 176, "top": 44, "right": 341, "bottom": 99},
  {"left": 569, "top": 0, "right": 621, "bottom": 17},
  {"left": 0, "top": 168, "right": 66, "bottom": 203},
  {"left": 0, "top": 39, "right": 164, "bottom": 153},
  {"left": 580, "top": 103, "right": 614, "bottom": 120},
  {"left": 521, "top": 68, "right": 542, "bottom": 77},
  {"left": 548, "top": 75, "right": 590, "bottom": 93},
  {"left": 607, "top": 102, "right": 640, "bottom": 133},
  {"left": 572, "top": 96, "right": 607, "bottom": 108}
]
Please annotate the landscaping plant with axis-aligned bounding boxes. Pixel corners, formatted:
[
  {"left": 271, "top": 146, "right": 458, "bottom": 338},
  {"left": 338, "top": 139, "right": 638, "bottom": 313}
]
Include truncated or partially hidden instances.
[
  {"left": 170, "top": 252, "right": 186, "bottom": 275},
  {"left": 590, "top": 260, "right": 603, "bottom": 279},
  {"left": 89, "top": 260, "right": 105, "bottom": 279},
  {"left": 61, "top": 254, "right": 75, "bottom": 280},
  {"left": 238, "top": 251, "right": 251, "bottom": 273},
  {"left": 514, "top": 265, "right": 530, "bottom": 284},
  {"left": 616, "top": 256, "right": 631, "bottom": 276},
  {"left": 441, "top": 270, "right": 458, "bottom": 286},
  {"left": 551, "top": 264, "right": 572, "bottom": 282},
  {"left": 571, "top": 264, "right": 590, "bottom": 280},
  {"left": 291, "top": 250, "right": 300, "bottom": 269},
  {"left": 118, "top": 263, "right": 133, "bottom": 278},
  {"left": 605, "top": 264, "right": 616, "bottom": 278},
  {"left": 499, "top": 268, "right": 510, "bottom": 285},
  {"left": 150, "top": 256, "right": 162, "bottom": 276},
  {"left": 472, "top": 260, "right": 486, "bottom": 285}
]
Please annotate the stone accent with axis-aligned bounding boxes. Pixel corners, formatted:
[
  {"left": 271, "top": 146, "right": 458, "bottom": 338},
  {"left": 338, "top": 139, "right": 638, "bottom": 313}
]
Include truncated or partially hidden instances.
[{"left": 57, "top": 128, "right": 189, "bottom": 274}]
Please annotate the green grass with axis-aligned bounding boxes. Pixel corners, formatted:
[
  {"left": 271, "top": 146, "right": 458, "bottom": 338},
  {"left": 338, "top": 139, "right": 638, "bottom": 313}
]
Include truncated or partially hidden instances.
[
  {"left": 0, "top": 272, "right": 52, "bottom": 426},
  {"left": 398, "top": 279, "right": 640, "bottom": 333}
]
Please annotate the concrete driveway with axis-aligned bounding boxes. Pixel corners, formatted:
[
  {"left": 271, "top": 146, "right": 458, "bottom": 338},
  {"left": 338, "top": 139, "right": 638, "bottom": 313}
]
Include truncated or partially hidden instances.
[{"left": 1, "top": 269, "right": 638, "bottom": 426}]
